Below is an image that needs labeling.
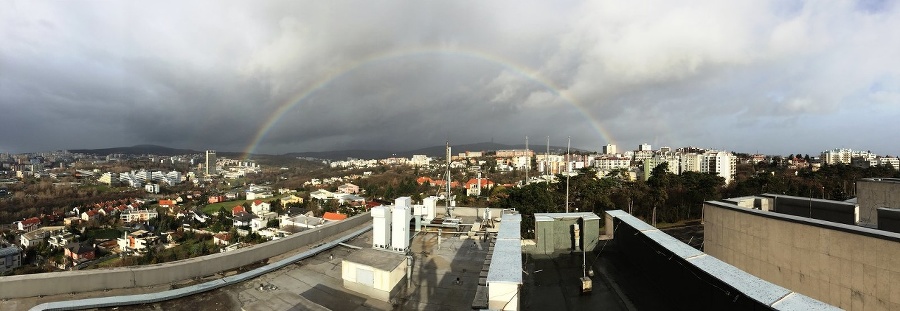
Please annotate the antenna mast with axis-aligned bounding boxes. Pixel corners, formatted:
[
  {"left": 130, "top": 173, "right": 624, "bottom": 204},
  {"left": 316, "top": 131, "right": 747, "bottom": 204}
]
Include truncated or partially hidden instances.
[
  {"left": 446, "top": 140, "right": 452, "bottom": 217},
  {"left": 566, "top": 136, "right": 571, "bottom": 213}
]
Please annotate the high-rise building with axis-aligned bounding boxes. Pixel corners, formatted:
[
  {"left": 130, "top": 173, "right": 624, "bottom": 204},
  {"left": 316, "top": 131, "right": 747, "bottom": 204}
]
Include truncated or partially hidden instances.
[
  {"left": 820, "top": 148, "right": 852, "bottom": 165},
  {"left": 638, "top": 143, "right": 652, "bottom": 151},
  {"left": 602, "top": 144, "right": 617, "bottom": 155},
  {"left": 205, "top": 150, "right": 217, "bottom": 175},
  {"left": 701, "top": 151, "right": 736, "bottom": 185}
]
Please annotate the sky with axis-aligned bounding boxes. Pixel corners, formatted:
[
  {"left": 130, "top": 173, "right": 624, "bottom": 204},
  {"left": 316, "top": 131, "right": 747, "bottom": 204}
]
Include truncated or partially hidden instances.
[{"left": 2, "top": 1, "right": 900, "bottom": 156}]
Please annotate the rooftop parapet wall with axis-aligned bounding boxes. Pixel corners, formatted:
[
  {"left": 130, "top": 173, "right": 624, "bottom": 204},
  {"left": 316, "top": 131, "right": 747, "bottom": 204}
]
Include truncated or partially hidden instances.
[
  {"left": 857, "top": 178, "right": 900, "bottom": 227},
  {"left": 487, "top": 213, "right": 522, "bottom": 311},
  {"left": 759, "top": 194, "right": 858, "bottom": 225},
  {"left": 0, "top": 212, "right": 371, "bottom": 299},
  {"left": 605, "top": 210, "right": 836, "bottom": 311},
  {"left": 704, "top": 201, "right": 900, "bottom": 310}
]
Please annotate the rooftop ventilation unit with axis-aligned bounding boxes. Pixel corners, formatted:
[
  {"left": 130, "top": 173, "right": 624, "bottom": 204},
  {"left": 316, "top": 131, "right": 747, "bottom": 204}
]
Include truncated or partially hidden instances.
[
  {"left": 392, "top": 204, "right": 411, "bottom": 252},
  {"left": 371, "top": 206, "right": 392, "bottom": 249},
  {"left": 423, "top": 196, "right": 437, "bottom": 222}
]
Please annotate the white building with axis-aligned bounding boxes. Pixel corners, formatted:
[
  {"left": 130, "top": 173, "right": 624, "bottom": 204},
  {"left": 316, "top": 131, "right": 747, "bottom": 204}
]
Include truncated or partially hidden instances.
[
  {"left": 643, "top": 156, "right": 680, "bottom": 180},
  {"left": 701, "top": 151, "right": 737, "bottom": 185},
  {"left": 409, "top": 154, "right": 431, "bottom": 166},
  {"left": 594, "top": 157, "right": 631, "bottom": 171},
  {"left": 144, "top": 184, "right": 160, "bottom": 194},
  {"left": 821, "top": 148, "right": 853, "bottom": 165},
  {"left": 878, "top": 157, "right": 900, "bottom": 169},
  {"left": 119, "top": 209, "right": 159, "bottom": 223},
  {"left": 250, "top": 200, "right": 271, "bottom": 214},
  {"left": 638, "top": 143, "right": 652, "bottom": 151},
  {"left": 602, "top": 144, "right": 617, "bottom": 155},
  {"left": 98, "top": 172, "right": 117, "bottom": 185},
  {"left": 680, "top": 153, "right": 702, "bottom": 174}
]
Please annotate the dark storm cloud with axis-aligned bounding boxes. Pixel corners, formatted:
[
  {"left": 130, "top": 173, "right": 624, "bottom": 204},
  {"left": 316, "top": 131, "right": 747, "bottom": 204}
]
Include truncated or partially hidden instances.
[{"left": 2, "top": 1, "right": 900, "bottom": 155}]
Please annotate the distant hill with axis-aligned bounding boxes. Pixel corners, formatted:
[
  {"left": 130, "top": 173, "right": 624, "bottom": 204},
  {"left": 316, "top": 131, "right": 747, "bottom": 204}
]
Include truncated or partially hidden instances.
[
  {"left": 283, "top": 142, "right": 586, "bottom": 160},
  {"left": 70, "top": 145, "right": 202, "bottom": 156},
  {"left": 70, "top": 141, "right": 589, "bottom": 160},
  {"left": 283, "top": 149, "right": 396, "bottom": 161}
]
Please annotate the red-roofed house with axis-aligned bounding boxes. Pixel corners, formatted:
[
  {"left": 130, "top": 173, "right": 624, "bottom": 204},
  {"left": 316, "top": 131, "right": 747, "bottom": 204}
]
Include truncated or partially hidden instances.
[
  {"left": 81, "top": 210, "right": 100, "bottom": 222},
  {"left": 365, "top": 201, "right": 381, "bottom": 210},
  {"left": 158, "top": 200, "right": 175, "bottom": 208},
  {"left": 250, "top": 200, "right": 271, "bottom": 214},
  {"left": 64, "top": 243, "right": 96, "bottom": 261},
  {"left": 323, "top": 212, "right": 348, "bottom": 221},
  {"left": 337, "top": 183, "right": 360, "bottom": 194},
  {"left": 208, "top": 195, "right": 226, "bottom": 204},
  {"left": 464, "top": 178, "right": 495, "bottom": 196},
  {"left": 232, "top": 205, "right": 246, "bottom": 216},
  {"left": 213, "top": 233, "right": 232, "bottom": 246},
  {"left": 416, "top": 176, "right": 434, "bottom": 185},
  {"left": 432, "top": 180, "right": 460, "bottom": 188},
  {"left": 16, "top": 217, "right": 41, "bottom": 232}
]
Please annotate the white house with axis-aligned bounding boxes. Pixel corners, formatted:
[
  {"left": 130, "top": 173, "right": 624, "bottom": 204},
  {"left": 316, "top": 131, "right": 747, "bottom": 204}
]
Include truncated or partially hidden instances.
[
  {"left": 310, "top": 189, "right": 334, "bottom": 201},
  {"left": 250, "top": 200, "right": 271, "bottom": 214}
]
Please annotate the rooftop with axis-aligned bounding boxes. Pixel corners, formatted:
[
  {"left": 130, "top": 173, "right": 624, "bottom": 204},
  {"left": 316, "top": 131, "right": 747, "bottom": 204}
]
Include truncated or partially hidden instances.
[{"left": 343, "top": 248, "right": 405, "bottom": 271}]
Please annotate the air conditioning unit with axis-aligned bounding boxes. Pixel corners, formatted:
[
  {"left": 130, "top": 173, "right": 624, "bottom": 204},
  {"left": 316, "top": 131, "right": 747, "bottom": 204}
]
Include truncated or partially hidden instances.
[{"left": 371, "top": 206, "right": 392, "bottom": 250}]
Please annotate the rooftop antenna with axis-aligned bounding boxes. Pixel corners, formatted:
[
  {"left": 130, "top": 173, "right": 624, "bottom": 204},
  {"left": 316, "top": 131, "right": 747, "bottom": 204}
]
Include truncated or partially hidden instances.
[
  {"left": 566, "top": 136, "right": 571, "bottom": 213},
  {"left": 446, "top": 140, "right": 452, "bottom": 218}
]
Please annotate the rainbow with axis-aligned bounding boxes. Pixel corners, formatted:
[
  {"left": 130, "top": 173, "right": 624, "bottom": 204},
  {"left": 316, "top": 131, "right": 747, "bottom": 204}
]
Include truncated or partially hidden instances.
[{"left": 242, "top": 46, "right": 616, "bottom": 160}]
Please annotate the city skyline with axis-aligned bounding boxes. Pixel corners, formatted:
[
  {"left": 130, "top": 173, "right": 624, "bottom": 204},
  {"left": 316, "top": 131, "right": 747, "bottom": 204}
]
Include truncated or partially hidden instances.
[{"left": 2, "top": 1, "right": 900, "bottom": 156}]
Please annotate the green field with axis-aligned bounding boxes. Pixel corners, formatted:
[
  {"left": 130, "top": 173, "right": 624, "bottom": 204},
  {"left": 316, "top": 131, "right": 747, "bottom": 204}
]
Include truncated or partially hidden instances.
[{"left": 201, "top": 197, "right": 280, "bottom": 215}]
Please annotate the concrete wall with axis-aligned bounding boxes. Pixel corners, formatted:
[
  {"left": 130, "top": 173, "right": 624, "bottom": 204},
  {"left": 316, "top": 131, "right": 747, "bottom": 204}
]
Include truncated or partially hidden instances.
[
  {"left": 857, "top": 178, "right": 900, "bottom": 227},
  {"left": 534, "top": 217, "right": 600, "bottom": 254},
  {"left": 877, "top": 208, "right": 900, "bottom": 234},
  {"left": 0, "top": 212, "right": 371, "bottom": 299},
  {"left": 341, "top": 258, "right": 406, "bottom": 302},
  {"left": 704, "top": 202, "right": 900, "bottom": 310},
  {"left": 760, "top": 194, "right": 857, "bottom": 225},
  {"left": 442, "top": 207, "right": 506, "bottom": 219},
  {"left": 488, "top": 282, "right": 519, "bottom": 310}
]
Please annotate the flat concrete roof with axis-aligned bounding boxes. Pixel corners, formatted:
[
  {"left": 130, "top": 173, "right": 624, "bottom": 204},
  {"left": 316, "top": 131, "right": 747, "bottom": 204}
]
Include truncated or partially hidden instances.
[
  {"left": 488, "top": 213, "right": 523, "bottom": 285},
  {"left": 495, "top": 213, "right": 521, "bottom": 240},
  {"left": 486, "top": 239, "right": 522, "bottom": 284},
  {"left": 343, "top": 248, "right": 405, "bottom": 272},
  {"left": 862, "top": 177, "right": 900, "bottom": 184},
  {"left": 71, "top": 224, "right": 492, "bottom": 311},
  {"left": 534, "top": 212, "right": 600, "bottom": 222}
]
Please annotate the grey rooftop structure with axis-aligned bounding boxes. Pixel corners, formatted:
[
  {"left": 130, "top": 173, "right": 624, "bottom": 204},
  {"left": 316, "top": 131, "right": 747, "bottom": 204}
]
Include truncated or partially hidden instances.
[
  {"left": 342, "top": 247, "right": 405, "bottom": 272},
  {"left": 605, "top": 210, "right": 839, "bottom": 310}
]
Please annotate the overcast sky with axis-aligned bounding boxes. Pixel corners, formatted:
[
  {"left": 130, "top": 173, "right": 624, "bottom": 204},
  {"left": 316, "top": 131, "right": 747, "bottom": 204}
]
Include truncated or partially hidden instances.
[{"left": 2, "top": 1, "right": 899, "bottom": 156}]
